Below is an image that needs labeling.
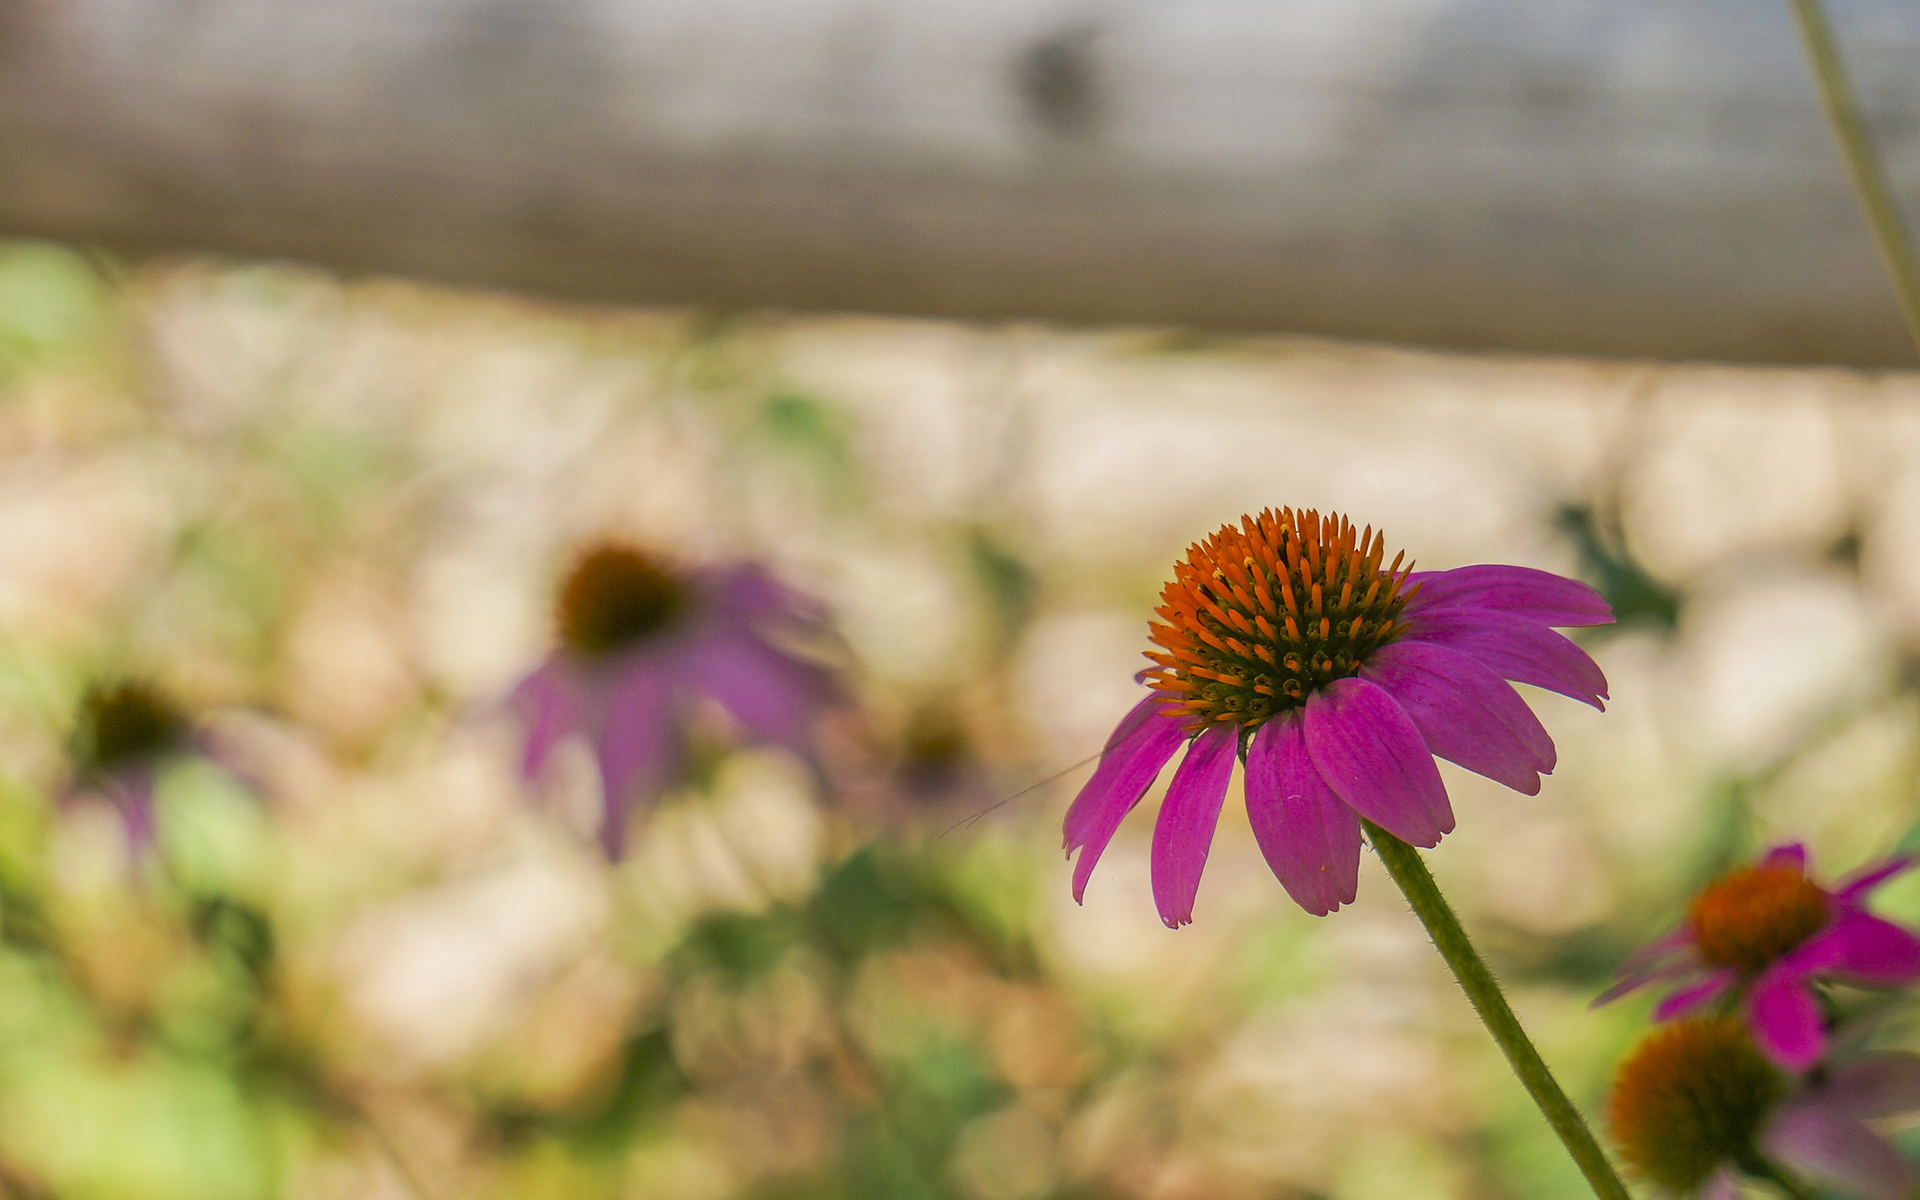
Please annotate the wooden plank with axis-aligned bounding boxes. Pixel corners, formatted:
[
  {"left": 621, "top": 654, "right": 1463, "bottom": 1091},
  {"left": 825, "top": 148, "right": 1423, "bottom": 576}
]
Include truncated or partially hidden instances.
[{"left": 3, "top": 0, "right": 1919, "bottom": 364}]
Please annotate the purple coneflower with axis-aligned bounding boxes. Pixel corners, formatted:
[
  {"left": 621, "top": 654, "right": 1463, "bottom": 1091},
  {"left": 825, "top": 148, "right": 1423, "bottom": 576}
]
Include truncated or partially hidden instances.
[
  {"left": 1597, "top": 843, "right": 1920, "bottom": 1070},
  {"left": 510, "top": 544, "right": 838, "bottom": 856},
  {"left": 67, "top": 680, "right": 193, "bottom": 850},
  {"left": 1609, "top": 1016, "right": 1920, "bottom": 1200},
  {"left": 1063, "top": 507, "right": 1612, "bottom": 926}
]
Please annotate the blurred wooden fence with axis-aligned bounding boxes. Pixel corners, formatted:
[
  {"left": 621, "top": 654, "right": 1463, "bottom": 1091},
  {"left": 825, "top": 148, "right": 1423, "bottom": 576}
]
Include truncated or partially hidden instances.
[{"left": 3, "top": 0, "right": 1920, "bottom": 364}]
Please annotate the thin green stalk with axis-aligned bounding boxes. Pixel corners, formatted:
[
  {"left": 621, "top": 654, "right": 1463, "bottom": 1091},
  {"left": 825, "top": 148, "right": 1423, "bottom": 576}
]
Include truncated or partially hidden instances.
[
  {"left": 1363, "top": 821, "right": 1630, "bottom": 1200},
  {"left": 1788, "top": 0, "right": 1920, "bottom": 357}
]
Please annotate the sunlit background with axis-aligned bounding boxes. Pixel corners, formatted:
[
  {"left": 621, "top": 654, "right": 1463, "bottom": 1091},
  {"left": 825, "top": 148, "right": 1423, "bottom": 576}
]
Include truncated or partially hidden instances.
[{"left": 0, "top": 239, "right": 1918, "bottom": 1198}]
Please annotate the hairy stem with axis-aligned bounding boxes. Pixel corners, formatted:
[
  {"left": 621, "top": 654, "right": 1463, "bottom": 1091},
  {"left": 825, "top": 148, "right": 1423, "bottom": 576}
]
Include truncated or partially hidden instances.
[
  {"left": 1788, "top": 0, "right": 1920, "bottom": 356},
  {"left": 1364, "top": 822, "right": 1630, "bottom": 1200}
]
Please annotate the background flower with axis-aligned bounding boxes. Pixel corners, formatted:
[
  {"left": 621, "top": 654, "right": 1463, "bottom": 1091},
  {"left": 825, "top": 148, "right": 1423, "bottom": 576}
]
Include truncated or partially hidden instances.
[
  {"left": 1599, "top": 844, "right": 1920, "bottom": 1069},
  {"left": 512, "top": 546, "right": 840, "bottom": 856}
]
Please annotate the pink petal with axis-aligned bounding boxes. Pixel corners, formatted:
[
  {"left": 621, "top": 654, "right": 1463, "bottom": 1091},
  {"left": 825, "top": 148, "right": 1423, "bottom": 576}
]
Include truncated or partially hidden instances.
[
  {"left": 1762, "top": 842, "right": 1810, "bottom": 873},
  {"left": 1615, "top": 924, "right": 1698, "bottom": 978},
  {"left": 1149, "top": 723, "right": 1239, "bottom": 928},
  {"left": 1762, "top": 1104, "right": 1917, "bottom": 1200},
  {"left": 1244, "top": 714, "right": 1362, "bottom": 916},
  {"left": 1065, "top": 701, "right": 1188, "bottom": 904},
  {"left": 1398, "top": 608, "right": 1608, "bottom": 709},
  {"left": 1591, "top": 959, "right": 1704, "bottom": 1009},
  {"left": 693, "top": 628, "right": 834, "bottom": 757},
  {"left": 1401, "top": 565, "right": 1615, "bottom": 627},
  {"left": 509, "top": 661, "right": 578, "bottom": 779},
  {"left": 1700, "top": 1166, "right": 1744, "bottom": 1200},
  {"left": 1653, "top": 967, "right": 1736, "bottom": 1020},
  {"left": 1813, "top": 1052, "right": 1920, "bottom": 1119},
  {"left": 713, "top": 562, "right": 830, "bottom": 630},
  {"left": 1836, "top": 855, "right": 1916, "bottom": 904},
  {"left": 1360, "top": 640, "right": 1554, "bottom": 795},
  {"left": 1302, "top": 678, "right": 1453, "bottom": 848},
  {"left": 1748, "top": 967, "right": 1825, "bottom": 1071},
  {"left": 596, "top": 659, "right": 680, "bottom": 858},
  {"left": 102, "top": 768, "right": 159, "bottom": 853},
  {"left": 1814, "top": 910, "right": 1920, "bottom": 986}
]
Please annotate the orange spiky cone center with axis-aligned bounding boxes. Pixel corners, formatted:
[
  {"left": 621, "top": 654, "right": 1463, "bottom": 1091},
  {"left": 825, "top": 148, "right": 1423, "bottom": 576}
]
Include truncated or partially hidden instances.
[
  {"left": 1142, "top": 508, "right": 1416, "bottom": 732},
  {"left": 1689, "top": 865, "right": 1829, "bottom": 973}
]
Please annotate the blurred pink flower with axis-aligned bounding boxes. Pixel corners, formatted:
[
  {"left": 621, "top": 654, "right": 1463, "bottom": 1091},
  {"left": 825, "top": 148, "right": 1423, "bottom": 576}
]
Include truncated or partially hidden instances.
[
  {"left": 66, "top": 680, "right": 194, "bottom": 851},
  {"left": 511, "top": 545, "right": 838, "bottom": 856},
  {"left": 1064, "top": 508, "right": 1612, "bottom": 926},
  {"left": 1598, "top": 843, "right": 1920, "bottom": 1071},
  {"left": 1610, "top": 1016, "right": 1920, "bottom": 1200}
]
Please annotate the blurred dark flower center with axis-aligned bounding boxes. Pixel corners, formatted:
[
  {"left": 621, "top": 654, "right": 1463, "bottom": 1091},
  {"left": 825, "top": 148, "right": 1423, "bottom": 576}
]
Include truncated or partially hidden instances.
[
  {"left": 1607, "top": 1018, "right": 1781, "bottom": 1190},
  {"left": 75, "top": 682, "right": 187, "bottom": 772},
  {"left": 1143, "top": 507, "right": 1415, "bottom": 731},
  {"left": 559, "top": 546, "right": 689, "bottom": 658},
  {"left": 1689, "top": 865, "right": 1829, "bottom": 973}
]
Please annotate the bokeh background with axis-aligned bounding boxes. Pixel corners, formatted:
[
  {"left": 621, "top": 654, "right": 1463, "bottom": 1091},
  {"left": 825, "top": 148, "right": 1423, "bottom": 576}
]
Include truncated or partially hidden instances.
[{"left": 4, "top": 238, "right": 1920, "bottom": 1198}]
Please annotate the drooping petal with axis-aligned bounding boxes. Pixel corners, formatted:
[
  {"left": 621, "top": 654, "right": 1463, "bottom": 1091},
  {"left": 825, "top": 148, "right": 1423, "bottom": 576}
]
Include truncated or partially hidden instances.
[
  {"left": 509, "top": 661, "right": 578, "bottom": 779},
  {"left": 1302, "top": 678, "right": 1453, "bottom": 848},
  {"left": 595, "top": 659, "right": 680, "bottom": 858},
  {"left": 1615, "top": 924, "right": 1698, "bottom": 978},
  {"left": 1748, "top": 967, "right": 1825, "bottom": 1070},
  {"left": 1399, "top": 608, "right": 1608, "bottom": 709},
  {"left": 692, "top": 627, "right": 835, "bottom": 758},
  {"left": 1811, "top": 1052, "right": 1920, "bottom": 1119},
  {"left": 1762, "top": 842, "right": 1809, "bottom": 873},
  {"left": 1763, "top": 1104, "right": 1917, "bottom": 1200},
  {"left": 714, "top": 562, "right": 831, "bottom": 631},
  {"left": 1244, "top": 714, "right": 1361, "bottom": 916},
  {"left": 1360, "top": 640, "right": 1554, "bottom": 795},
  {"left": 1810, "top": 910, "right": 1920, "bottom": 986},
  {"left": 1652, "top": 968, "right": 1736, "bottom": 1020},
  {"left": 1836, "top": 855, "right": 1916, "bottom": 905},
  {"left": 1150, "top": 723, "right": 1239, "bottom": 928},
  {"left": 1065, "top": 700, "right": 1188, "bottom": 904},
  {"left": 102, "top": 766, "right": 159, "bottom": 853},
  {"left": 1401, "top": 565, "right": 1615, "bottom": 627},
  {"left": 1591, "top": 958, "right": 1705, "bottom": 1009},
  {"left": 1700, "top": 1166, "right": 1744, "bottom": 1200}
]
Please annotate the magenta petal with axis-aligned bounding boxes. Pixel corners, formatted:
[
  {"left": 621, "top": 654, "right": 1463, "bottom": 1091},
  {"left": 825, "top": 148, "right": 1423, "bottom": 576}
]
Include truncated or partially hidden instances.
[
  {"left": 1762, "top": 1105, "right": 1917, "bottom": 1200},
  {"left": 693, "top": 628, "right": 833, "bottom": 758},
  {"left": 1653, "top": 968, "right": 1737, "bottom": 1020},
  {"left": 1762, "top": 842, "right": 1810, "bottom": 873},
  {"left": 1360, "top": 640, "right": 1554, "bottom": 795},
  {"left": 103, "top": 768, "right": 159, "bottom": 853},
  {"left": 1616, "top": 924, "right": 1697, "bottom": 978},
  {"left": 1150, "top": 723, "right": 1239, "bottom": 928},
  {"left": 1748, "top": 967, "right": 1825, "bottom": 1070},
  {"left": 1701, "top": 1167, "right": 1743, "bottom": 1200},
  {"left": 1302, "top": 678, "right": 1453, "bottom": 848},
  {"left": 1399, "top": 608, "right": 1608, "bottom": 709},
  {"left": 595, "top": 660, "right": 679, "bottom": 857},
  {"left": 1836, "top": 856, "right": 1916, "bottom": 904},
  {"left": 1815, "top": 1053, "right": 1920, "bottom": 1119},
  {"left": 1591, "top": 959, "right": 1704, "bottom": 1009},
  {"left": 1402, "top": 565, "right": 1615, "bottom": 627},
  {"left": 1814, "top": 910, "right": 1920, "bottom": 986},
  {"left": 1244, "top": 715, "right": 1362, "bottom": 916},
  {"left": 510, "top": 662, "right": 578, "bottom": 779},
  {"left": 1065, "top": 702, "right": 1188, "bottom": 903}
]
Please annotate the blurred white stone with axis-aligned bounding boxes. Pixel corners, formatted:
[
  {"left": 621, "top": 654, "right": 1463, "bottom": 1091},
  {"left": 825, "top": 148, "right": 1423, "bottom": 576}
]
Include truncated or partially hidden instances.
[
  {"left": 1674, "top": 567, "right": 1887, "bottom": 770},
  {"left": 1624, "top": 370, "right": 1849, "bottom": 580},
  {"left": 332, "top": 851, "right": 609, "bottom": 1074}
]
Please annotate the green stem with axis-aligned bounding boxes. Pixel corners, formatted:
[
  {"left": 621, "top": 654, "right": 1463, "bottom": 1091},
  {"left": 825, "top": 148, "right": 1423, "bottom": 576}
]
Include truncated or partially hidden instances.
[
  {"left": 1363, "top": 822, "right": 1630, "bottom": 1200},
  {"left": 1788, "top": 0, "right": 1920, "bottom": 357}
]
